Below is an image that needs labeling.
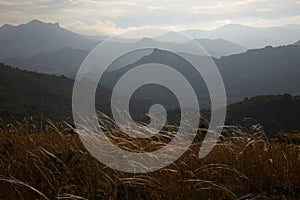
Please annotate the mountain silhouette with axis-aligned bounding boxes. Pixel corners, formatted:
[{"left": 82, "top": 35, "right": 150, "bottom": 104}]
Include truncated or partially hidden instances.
[
  {"left": 216, "top": 45, "right": 300, "bottom": 101},
  {"left": 195, "top": 38, "right": 246, "bottom": 57},
  {"left": 3, "top": 36, "right": 246, "bottom": 77},
  {"left": 0, "top": 20, "right": 249, "bottom": 63},
  {"left": 1, "top": 20, "right": 300, "bottom": 61},
  {"left": 183, "top": 24, "right": 300, "bottom": 49},
  {"left": 3, "top": 32, "right": 300, "bottom": 103},
  {"left": 0, "top": 20, "right": 103, "bottom": 61},
  {"left": 4, "top": 47, "right": 88, "bottom": 77},
  {"left": 101, "top": 45, "right": 300, "bottom": 104},
  {"left": 155, "top": 31, "right": 246, "bottom": 57}
]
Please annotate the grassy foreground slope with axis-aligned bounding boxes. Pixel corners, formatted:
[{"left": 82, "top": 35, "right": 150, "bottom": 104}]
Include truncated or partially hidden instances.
[{"left": 0, "top": 123, "right": 299, "bottom": 199}]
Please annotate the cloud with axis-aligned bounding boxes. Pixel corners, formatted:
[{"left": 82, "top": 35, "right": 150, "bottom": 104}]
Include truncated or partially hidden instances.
[
  {"left": 64, "top": 19, "right": 120, "bottom": 35},
  {"left": 0, "top": 0, "right": 300, "bottom": 35},
  {"left": 191, "top": 0, "right": 271, "bottom": 14}
]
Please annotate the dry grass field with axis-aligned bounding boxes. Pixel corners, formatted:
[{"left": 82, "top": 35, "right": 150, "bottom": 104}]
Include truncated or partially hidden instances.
[{"left": 0, "top": 119, "right": 299, "bottom": 199}]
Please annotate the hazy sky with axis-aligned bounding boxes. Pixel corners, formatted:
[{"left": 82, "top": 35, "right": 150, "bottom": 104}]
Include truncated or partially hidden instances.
[{"left": 1, "top": 0, "right": 300, "bottom": 35}]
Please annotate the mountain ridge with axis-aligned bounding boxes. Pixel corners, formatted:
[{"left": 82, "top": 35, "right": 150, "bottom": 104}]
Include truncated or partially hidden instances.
[
  {"left": 3, "top": 37, "right": 247, "bottom": 77},
  {"left": 0, "top": 20, "right": 104, "bottom": 61},
  {"left": 182, "top": 24, "right": 300, "bottom": 48},
  {"left": 2, "top": 19, "right": 300, "bottom": 61},
  {"left": 3, "top": 43, "right": 300, "bottom": 102},
  {"left": 3, "top": 47, "right": 88, "bottom": 77}
]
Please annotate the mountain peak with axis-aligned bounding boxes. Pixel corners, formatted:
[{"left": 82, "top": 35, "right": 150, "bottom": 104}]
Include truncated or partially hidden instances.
[
  {"left": 28, "top": 19, "right": 44, "bottom": 24},
  {"left": 135, "top": 37, "right": 161, "bottom": 45},
  {"left": 26, "top": 19, "right": 60, "bottom": 28},
  {"left": 138, "top": 37, "right": 155, "bottom": 42},
  {"left": 0, "top": 23, "right": 15, "bottom": 30},
  {"left": 0, "top": 20, "right": 60, "bottom": 31},
  {"left": 216, "top": 23, "right": 254, "bottom": 30}
]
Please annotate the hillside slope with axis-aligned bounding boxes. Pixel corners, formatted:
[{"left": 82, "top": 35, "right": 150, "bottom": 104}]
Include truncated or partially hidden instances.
[
  {"left": 227, "top": 94, "right": 300, "bottom": 135},
  {"left": 216, "top": 45, "right": 300, "bottom": 101},
  {"left": 102, "top": 45, "right": 300, "bottom": 103},
  {"left": 1, "top": 64, "right": 300, "bottom": 134},
  {"left": 0, "top": 63, "right": 73, "bottom": 121}
]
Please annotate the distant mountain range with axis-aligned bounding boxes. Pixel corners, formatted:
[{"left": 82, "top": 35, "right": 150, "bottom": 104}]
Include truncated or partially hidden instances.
[
  {"left": 0, "top": 20, "right": 102, "bottom": 61},
  {"left": 182, "top": 24, "right": 300, "bottom": 49},
  {"left": 3, "top": 41, "right": 300, "bottom": 104},
  {"left": 0, "top": 20, "right": 247, "bottom": 79},
  {"left": 2, "top": 37, "right": 247, "bottom": 77},
  {"left": 194, "top": 38, "right": 246, "bottom": 58},
  {"left": 1, "top": 20, "right": 299, "bottom": 61},
  {"left": 4, "top": 47, "right": 88, "bottom": 77},
  {"left": 99, "top": 45, "right": 300, "bottom": 105},
  {"left": 1, "top": 20, "right": 299, "bottom": 101}
]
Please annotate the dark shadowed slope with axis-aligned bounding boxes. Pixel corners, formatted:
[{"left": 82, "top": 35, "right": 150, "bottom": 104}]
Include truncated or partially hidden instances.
[
  {"left": 102, "top": 45, "right": 300, "bottom": 103},
  {"left": 226, "top": 94, "right": 300, "bottom": 135},
  {"left": 216, "top": 45, "right": 300, "bottom": 101},
  {"left": 1, "top": 63, "right": 300, "bottom": 134},
  {"left": 0, "top": 63, "right": 73, "bottom": 121},
  {"left": 0, "top": 63, "right": 138, "bottom": 122}
]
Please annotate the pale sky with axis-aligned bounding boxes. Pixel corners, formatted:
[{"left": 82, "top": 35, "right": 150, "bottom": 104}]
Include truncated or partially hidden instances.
[{"left": 1, "top": 0, "right": 300, "bottom": 35}]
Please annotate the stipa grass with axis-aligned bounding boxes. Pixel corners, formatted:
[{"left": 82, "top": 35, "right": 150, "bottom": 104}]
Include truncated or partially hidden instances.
[{"left": 0, "top": 120, "right": 299, "bottom": 199}]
